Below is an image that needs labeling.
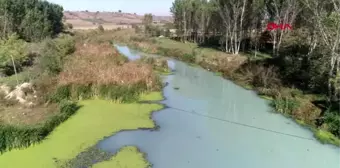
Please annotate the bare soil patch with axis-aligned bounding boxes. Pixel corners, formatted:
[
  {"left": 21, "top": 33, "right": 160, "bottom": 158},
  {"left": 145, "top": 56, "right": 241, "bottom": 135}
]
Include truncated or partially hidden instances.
[{"left": 0, "top": 103, "right": 58, "bottom": 126}]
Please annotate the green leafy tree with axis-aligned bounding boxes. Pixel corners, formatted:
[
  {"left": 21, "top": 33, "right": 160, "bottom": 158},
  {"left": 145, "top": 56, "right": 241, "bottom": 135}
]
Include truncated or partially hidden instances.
[
  {"left": 0, "top": 34, "right": 28, "bottom": 83},
  {"left": 0, "top": 0, "right": 64, "bottom": 41}
]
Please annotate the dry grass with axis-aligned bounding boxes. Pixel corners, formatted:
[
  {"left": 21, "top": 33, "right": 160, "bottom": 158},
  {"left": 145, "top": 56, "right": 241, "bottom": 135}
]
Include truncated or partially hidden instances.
[
  {"left": 200, "top": 53, "right": 247, "bottom": 75},
  {"left": 58, "top": 42, "right": 158, "bottom": 88},
  {"left": 0, "top": 104, "right": 58, "bottom": 126},
  {"left": 292, "top": 97, "right": 322, "bottom": 124},
  {"left": 75, "top": 29, "right": 136, "bottom": 44}
]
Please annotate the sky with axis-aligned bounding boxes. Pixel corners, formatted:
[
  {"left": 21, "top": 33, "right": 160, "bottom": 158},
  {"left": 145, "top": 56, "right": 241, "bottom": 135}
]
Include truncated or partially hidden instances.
[{"left": 47, "top": 0, "right": 174, "bottom": 16}]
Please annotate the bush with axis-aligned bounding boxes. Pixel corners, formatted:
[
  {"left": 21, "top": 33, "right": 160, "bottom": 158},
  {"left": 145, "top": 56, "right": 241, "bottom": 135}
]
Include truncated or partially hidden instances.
[
  {"left": 54, "top": 34, "right": 76, "bottom": 56},
  {"left": 0, "top": 34, "right": 29, "bottom": 76},
  {"left": 271, "top": 96, "right": 300, "bottom": 115},
  {"left": 237, "top": 63, "right": 281, "bottom": 89},
  {"left": 98, "top": 25, "right": 104, "bottom": 32},
  {"left": 183, "top": 53, "right": 195, "bottom": 63},
  {"left": 36, "top": 35, "right": 75, "bottom": 75},
  {"left": 324, "top": 111, "right": 340, "bottom": 137},
  {"left": 0, "top": 101, "right": 80, "bottom": 153}
]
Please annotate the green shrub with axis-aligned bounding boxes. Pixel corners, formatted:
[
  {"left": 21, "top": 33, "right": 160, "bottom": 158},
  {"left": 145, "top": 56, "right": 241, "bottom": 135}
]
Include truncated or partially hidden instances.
[
  {"left": 54, "top": 34, "right": 76, "bottom": 56},
  {"left": 37, "top": 35, "right": 75, "bottom": 75},
  {"left": 271, "top": 96, "right": 300, "bottom": 115},
  {"left": 324, "top": 111, "right": 340, "bottom": 137},
  {"left": 38, "top": 48, "right": 63, "bottom": 75},
  {"left": 51, "top": 85, "right": 72, "bottom": 102},
  {"left": 73, "top": 85, "right": 93, "bottom": 100},
  {"left": 0, "top": 101, "right": 79, "bottom": 153},
  {"left": 183, "top": 53, "right": 195, "bottom": 63}
]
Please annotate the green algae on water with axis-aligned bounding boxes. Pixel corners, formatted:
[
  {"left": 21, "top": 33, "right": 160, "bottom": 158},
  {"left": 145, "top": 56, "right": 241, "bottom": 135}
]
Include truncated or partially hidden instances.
[{"left": 92, "top": 146, "right": 151, "bottom": 168}]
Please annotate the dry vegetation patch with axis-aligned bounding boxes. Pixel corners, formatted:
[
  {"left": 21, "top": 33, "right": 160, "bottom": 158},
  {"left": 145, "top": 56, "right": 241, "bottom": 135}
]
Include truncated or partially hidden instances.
[
  {"left": 0, "top": 104, "right": 58, "bottom": 126},
  {"left": 199, "top": 53, "right": 247, "bottom": 75},
  {"left": 59, "top": 43, "right": 157, "bottom": 88}
]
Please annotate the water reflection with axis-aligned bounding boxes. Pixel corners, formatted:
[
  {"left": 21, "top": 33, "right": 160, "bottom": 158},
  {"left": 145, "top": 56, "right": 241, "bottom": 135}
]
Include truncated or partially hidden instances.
[{"left": 113, "top": 44, "right": 140, "bottom": 61}]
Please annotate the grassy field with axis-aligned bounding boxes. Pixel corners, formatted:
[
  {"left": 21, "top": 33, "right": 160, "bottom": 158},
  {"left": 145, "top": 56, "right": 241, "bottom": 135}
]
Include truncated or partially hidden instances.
[{"left": 0, "top": 92, "right": 163, "bottom": 168}]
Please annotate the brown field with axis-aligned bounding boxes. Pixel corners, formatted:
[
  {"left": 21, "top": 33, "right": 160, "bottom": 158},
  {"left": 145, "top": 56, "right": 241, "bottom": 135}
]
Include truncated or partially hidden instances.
[
  {"left": 70, "top": 24, "right": 132, "bottom": 30},
  {"left": 64, "top": 11, "right": 172, "bottom": 30}
]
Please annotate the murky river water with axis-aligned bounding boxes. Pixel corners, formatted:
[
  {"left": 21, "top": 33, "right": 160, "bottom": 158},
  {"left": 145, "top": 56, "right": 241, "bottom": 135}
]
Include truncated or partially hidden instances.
[{"left": 98, "top": 45, "right": 340, "bottom": 168}]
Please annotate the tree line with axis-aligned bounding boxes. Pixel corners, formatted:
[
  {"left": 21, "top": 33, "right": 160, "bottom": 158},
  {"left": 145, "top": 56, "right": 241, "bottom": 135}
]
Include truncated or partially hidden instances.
[
  {"left": 170, "top": 0, "right": 340, "bottom": 102},
  {"left": 0, "top": 0, "right": 64, "bottom": 42}
]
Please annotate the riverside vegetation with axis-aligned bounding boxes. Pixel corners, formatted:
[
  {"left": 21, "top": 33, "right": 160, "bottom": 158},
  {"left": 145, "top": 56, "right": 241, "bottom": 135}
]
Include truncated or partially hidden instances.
[
  {"left": 0, "top": 0, "right": 169, "bottom": 167},
  {"left": 123, "top": 0, "right": 339, "bottom": 147}
]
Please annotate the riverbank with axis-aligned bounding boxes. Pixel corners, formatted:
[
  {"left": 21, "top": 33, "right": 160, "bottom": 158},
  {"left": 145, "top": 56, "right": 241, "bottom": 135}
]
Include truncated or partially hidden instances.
[
  {"left": 0, "top": 93, "right": 164, "bottom": 168},
  {"left": 105, "top": 29, "right": 339, "bottom": 147},
  {"left": 0, "top": 28, "right": 170, "bottom": 167}
]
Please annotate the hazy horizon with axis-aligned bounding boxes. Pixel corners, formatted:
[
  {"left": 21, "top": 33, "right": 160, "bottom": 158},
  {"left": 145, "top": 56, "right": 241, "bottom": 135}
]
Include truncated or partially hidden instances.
[{"left": 47, "top": 0, "right": 174, "bottom": 16}]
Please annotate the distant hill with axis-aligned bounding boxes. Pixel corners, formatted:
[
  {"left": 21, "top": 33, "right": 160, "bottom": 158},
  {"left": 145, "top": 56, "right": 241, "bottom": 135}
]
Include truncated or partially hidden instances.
[{"left": 64, "top": 11, "right": 173, "bottom": 29}]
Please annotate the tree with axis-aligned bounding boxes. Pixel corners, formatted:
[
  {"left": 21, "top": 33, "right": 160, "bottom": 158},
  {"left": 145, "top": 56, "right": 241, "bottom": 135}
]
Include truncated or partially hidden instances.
[
  {"left": 0, "top": 0, "right": 64, "bottom": 41},
  {"left": 143, "top": 13, "right": 153, "bottom": 36},
  {"left": 118, "top": 10, "right": 122, "bottom": 13},
  {"left": 0, "top": 34, "right": 28, "bottom": 83},
  {"left": 265, "top": 0, "right": 301, "bottom": 56},
  {"left": 302, "top": 0, "right": 340, "bottom": 101},
  {"left": 171, "top": 0, "right": 186, "bottom": 42},
  {"left": 217, "top": 0, "right": 247, "bottom": 54}
]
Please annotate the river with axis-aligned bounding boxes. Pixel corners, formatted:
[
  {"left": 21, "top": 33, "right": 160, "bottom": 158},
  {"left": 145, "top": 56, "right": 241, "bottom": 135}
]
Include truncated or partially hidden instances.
[{"left": 97, "top": 45, "right": 340, "bottom": 168}]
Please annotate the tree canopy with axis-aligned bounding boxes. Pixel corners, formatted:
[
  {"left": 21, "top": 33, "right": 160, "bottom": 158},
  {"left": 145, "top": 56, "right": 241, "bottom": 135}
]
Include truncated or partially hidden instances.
[{"left": 0, "top": 0, "right": 64, "bottom": 42}]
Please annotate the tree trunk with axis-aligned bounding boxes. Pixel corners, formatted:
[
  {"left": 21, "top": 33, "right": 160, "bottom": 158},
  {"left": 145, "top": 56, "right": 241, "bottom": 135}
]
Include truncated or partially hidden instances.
[
  {"left": 225, "top": 30, "right": 228, "bottom": 53},
  {"left": 272, "top": 31, "right": 277, "bottom": 56},
  {"left": 11, "top": 55, "right": 19, "bottom": 86},
  {"left": 183, "top": 9, "right": 187, "bottom": 42}
]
